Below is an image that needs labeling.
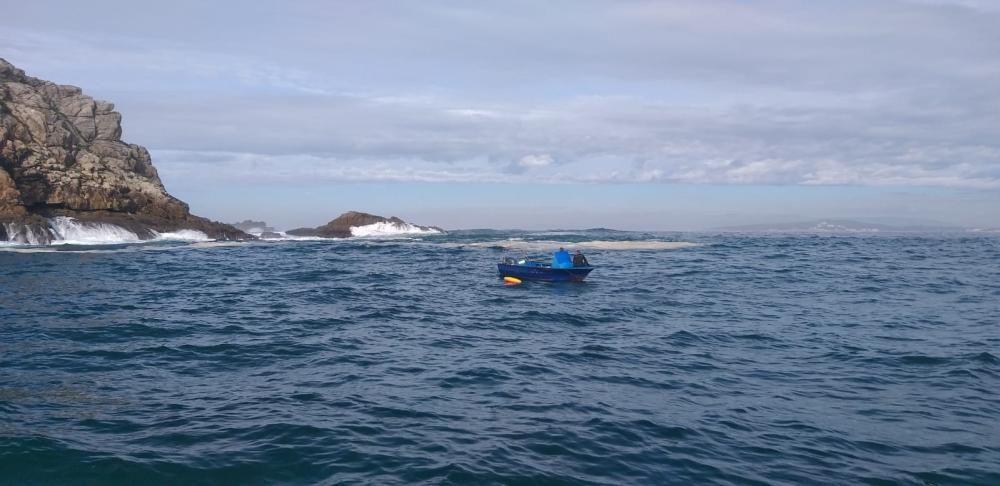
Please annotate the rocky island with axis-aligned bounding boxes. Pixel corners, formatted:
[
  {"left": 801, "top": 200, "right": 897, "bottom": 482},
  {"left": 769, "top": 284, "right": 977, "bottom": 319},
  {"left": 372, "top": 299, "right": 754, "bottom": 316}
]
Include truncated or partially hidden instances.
[
  {"left": 0, "top": 58, "right": 249, "bottom": 244},
  {"left": 286, "top": 211, "right": 443, "bottom": 238}
]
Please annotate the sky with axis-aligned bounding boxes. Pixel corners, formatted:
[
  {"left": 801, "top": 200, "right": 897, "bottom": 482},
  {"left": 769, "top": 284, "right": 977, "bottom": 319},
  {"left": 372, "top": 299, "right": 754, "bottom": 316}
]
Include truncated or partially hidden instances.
[{"left": 3, "top": 0, "right": 999, "bottom": 230}]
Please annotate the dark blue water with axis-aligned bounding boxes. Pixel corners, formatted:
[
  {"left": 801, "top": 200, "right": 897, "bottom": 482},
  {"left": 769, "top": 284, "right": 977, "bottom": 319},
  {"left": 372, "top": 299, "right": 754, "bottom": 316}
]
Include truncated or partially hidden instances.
[{"left": 2, "top": 231, "right": 999, "bottom": 485}]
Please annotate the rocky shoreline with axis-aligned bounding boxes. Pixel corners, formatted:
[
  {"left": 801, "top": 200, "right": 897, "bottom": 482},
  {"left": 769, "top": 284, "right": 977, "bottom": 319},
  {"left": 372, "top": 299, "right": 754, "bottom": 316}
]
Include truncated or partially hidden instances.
[{"left": 0, "top": 58, "right": 250, "bottom": 244}]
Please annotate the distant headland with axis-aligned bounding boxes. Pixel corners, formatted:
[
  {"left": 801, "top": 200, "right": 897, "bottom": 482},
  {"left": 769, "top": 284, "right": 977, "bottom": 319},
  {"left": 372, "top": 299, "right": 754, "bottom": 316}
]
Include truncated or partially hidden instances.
[{"left": 712, "top": 219, "right": 968, "bottom": 234}]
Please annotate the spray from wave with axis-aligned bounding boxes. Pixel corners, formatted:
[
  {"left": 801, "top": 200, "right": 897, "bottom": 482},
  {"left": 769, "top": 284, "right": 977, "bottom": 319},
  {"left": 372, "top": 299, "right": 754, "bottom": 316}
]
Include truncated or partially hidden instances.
[
  {"left": 2, "top": 222, "right": 52, "bottom": 245},
  {"left": 1, "top": 217, "right": 211, "bottom": 246},
  {"left": 350, "top": 222, "right": 442, "bottom": 238},
  {"left": 154, "top": 230, "right": 211, "bottom": 242},
  {"left": 48, "top": 217, "right": 141, "bottom": 245}
]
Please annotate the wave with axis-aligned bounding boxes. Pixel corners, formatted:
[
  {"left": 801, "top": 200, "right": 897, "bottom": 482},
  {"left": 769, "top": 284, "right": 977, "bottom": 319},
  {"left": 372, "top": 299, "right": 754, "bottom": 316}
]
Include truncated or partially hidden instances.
[
  {"left": 154, "top": 229, "right": 211, "bottom": 242},
  {"left": 465, "top": 239, "right": 698, "bottom": 251},
  {"left": 188, "top": 241, "right": 247, "bottom": 249},
  {"left": 350, "top": 222, "right": 441, "bottom": 238},
  {"left": 279, "top": 234, "right": 331, "bottom": 241},
  {"left": 2, "top": 222, "right": 53, "bottom": 245},
  {"left": 47, "top": 217, "right": 141, "bottom": 245},
  {"left": 1, "top": 217, "right": 211, "bottom": 246},
  {"left": 247, "top": 231, "right": 335, "bottom": 241},
  {"left": 0, "top": 246, "right": 132, "bottom": 254}
]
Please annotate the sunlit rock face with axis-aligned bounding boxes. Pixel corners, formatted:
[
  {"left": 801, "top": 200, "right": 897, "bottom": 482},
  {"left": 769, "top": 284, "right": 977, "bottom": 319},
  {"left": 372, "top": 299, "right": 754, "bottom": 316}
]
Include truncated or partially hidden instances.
[{"left": 0, "top": 58, "right": 249, "bottom": 243}]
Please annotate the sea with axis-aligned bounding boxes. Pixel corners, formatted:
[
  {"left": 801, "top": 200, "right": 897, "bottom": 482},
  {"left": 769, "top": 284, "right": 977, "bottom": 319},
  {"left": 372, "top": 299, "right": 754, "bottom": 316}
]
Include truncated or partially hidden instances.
[{"left": 1, "top": 229, "right": 998, "bottom": 485}]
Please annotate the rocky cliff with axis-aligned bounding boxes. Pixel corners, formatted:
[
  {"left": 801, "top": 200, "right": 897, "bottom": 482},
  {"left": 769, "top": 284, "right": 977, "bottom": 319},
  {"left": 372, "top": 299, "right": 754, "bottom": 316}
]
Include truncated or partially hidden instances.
[
  {"left": 0, "top": 58, "right": 249, "bottom": 243},
  {"left": 287, "top": 211, "right": 443, "bottom": 238}
]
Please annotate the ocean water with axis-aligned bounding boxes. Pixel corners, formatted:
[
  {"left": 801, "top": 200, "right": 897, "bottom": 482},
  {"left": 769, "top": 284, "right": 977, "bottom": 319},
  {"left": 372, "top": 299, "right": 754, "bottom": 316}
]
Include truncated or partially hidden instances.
[{"left": 1, "top": 230, "right": 998, "bottom": 485}]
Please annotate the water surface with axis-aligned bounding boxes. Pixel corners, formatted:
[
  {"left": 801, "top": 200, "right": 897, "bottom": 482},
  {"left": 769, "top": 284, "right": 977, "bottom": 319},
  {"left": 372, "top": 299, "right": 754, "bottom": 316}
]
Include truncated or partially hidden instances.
[{"left": 1, "top": 231, "right": 998, "bottom": 484}]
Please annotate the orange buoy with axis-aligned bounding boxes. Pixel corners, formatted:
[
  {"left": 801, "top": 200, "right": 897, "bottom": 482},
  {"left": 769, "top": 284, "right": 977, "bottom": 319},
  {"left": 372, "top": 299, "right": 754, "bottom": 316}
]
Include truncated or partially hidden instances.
[{"left": 503, "top": 276, "right": 522, "bottom": 285}]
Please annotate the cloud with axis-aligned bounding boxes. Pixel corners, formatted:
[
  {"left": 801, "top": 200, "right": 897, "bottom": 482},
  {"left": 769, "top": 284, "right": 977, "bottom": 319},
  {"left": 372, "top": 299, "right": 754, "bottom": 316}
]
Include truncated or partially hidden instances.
[
  {"left": 123, "top": 89, "right": 999, "bottom": 188},
  {"left": 903, "top": 0, "right": 1000, "bottom": 12},
  {"left": 518, "top": 154, "right": 554, "bottom": 168},
  {"left": 2, "top": 0, "right": 1000, "bottom": 189}
]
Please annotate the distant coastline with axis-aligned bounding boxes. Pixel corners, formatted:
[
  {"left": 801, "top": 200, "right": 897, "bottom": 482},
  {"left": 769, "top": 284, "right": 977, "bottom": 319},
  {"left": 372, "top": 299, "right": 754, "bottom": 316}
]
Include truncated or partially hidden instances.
[{"left": 712, "top": 219, "right": 974, "bottom": 234}]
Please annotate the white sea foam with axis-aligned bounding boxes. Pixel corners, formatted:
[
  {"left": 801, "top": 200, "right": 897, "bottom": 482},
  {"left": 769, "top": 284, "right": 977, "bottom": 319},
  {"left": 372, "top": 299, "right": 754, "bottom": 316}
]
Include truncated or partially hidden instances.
[
  {"left": 1, "top": 217, "right": 215, "bottom": 246},
  {"left": 277, "top": 232, "right": 332, "bottom": 241},
  {"left": 0, "top": 246, "right": 132, "bottom": 254},
  {"left": 350, "top": 221, "right": 441, "bottom": 238},
  {"left": 47, "top": 217, "right": 141, "bottom": 245},
  {"left": 466, "top": 239, "right": 699, "bottom": 251},
  {"left": 247, "top": 232, "right": 332, "bottom": 241},
  {"left": 2, "top": 223, "right": 50, "bottom": 245},
  {"left": 154, "top": 229, "right": 212, "bottom": 242}
]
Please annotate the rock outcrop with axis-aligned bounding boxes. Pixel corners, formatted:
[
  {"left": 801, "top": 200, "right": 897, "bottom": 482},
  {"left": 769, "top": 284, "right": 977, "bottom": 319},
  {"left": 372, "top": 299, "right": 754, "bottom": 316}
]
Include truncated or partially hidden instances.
[
  {"left": 0, "top": 58, "right": 250, "bottom": 243},
  {"left": 231, "top": 220, "right": 275, "bottom": 233},
  {"left": 287, "top": 211, "right": 443, "bottom": 238}
]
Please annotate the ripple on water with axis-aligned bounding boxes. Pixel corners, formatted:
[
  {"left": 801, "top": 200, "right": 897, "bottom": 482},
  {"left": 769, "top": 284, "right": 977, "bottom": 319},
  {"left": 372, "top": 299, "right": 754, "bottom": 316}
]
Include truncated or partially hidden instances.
[{"left": 1, "top": 232, "right": 999, "bottom": 483}]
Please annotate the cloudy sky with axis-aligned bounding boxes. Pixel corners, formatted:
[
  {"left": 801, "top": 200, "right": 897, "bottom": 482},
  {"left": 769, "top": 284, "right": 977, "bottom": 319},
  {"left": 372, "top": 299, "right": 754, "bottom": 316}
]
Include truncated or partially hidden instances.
[{"left": 3, "top": 0, "right": 999, "bottom": 229}]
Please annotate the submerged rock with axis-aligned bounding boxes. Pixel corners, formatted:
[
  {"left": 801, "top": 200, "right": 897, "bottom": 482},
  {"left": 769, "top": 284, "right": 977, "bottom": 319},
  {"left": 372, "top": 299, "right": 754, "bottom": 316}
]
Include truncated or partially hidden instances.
[{"left": 0, "top": 58, "right": 251, "bottom": 244}]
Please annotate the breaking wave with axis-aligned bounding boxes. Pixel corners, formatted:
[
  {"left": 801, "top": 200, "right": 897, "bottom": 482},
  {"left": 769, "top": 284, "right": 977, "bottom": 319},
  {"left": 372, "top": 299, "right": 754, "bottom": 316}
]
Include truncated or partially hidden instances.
[
  {"left": 2, "top": 222, "right": 52, "bottom": 245},
  {"left": 48, "top": 216, "right": 140, "bottom": 245},
  {"left": 1, "top": 217, "right": 211, "bottom": 246},
  {"left": 154, "top": 229, "right": 211, "bottom": 242},
  {"left": 350, "top": 221, "right": 441, "bottom": 238}
]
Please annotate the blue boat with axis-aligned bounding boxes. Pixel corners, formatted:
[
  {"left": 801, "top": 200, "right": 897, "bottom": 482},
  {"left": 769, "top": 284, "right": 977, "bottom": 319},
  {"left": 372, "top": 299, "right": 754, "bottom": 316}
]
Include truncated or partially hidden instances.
[{"left": 497, "top": 257, "right": 594, "bottom": 282}]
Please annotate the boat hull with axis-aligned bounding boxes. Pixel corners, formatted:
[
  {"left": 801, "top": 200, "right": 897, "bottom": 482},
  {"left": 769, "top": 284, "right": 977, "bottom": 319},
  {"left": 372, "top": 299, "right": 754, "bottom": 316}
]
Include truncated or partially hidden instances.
[{"left": 497, "top": 263, "right": 593, "bottom": 282}]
